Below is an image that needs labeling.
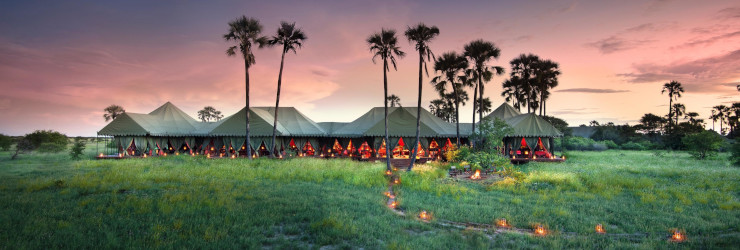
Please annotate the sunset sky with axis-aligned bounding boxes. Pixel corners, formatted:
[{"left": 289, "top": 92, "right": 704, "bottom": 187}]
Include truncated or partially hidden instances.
[{"left": 1, "top": 0, "right": 739, "bottom": 136}]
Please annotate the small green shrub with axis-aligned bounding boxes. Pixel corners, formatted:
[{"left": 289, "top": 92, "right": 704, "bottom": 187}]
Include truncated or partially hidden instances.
[
  {"left": 621, "top": 141, "right": 646, "bottom": 151},
  {"left": 0, "top": 133, "right": 12, "bottom": 151},
  {"left": 731, "top": 141, "right": 740, "bottom": 166},
  {"left": 600, "top": 140, "right": 620, "bottom": 149},
  {"left": 69, "top": 137, "right": 86, "bottom": 160},
  {"left": 37, "top": 142, "right": 67, "bottom": 153},
  {"left": 683, "top": 130, "right": 725, "bottom": 160},
  {"left": 24, "top": 130, "right": 68, "bottom": 149},
  {"left": 563, "top": 136, "right": 598, "bottom": 151}
]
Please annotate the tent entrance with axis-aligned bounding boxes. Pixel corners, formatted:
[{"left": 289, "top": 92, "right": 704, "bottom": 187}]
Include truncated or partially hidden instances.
[
  {"left": 257, "top": 142, "right": 270, "bottom": 157},
  {"left": 392, "top": 137, "right": 410, "bottom": 159},
  {"left": 358, "top": 141, "right": 372, "bottom": 159},
  {"left": 428, "top": 139, "right": 441, "bottom": 159},
  {"left": 302, "top": 141, "right": 315, "bottom": 156},
  {"left": 345, "top": 140, "right": 356, "bottom": 156},
  {"left": 533, "top": 137, "right": 551, "bottom": 158},
  {"left": 516, "top": 137, "right": 531, "bottom": 158}
]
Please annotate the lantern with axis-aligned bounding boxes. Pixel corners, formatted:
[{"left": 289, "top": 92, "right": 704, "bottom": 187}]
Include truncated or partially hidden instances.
[
  {"left": 670, "top": 229, "right": 686, "bottom": 242},
  {"left": 496, "top": 218, "right": 511, "bottom": 228},
  {"left": 595, "top": 224, "right": 605, "bottom": 234},
  {"left": 143, "top": 154, "right": 147, "bottom": 158},
  {"left": 163, "top": 153, "right": 167, "bottom": 156},
  {"left": 385, "top": 170, "right": 392, "bottom": 176},
  {"left": 419, "top": 210, "right": 430, "bottom": 221},
  {"left": 99, "top": 153, "right": 104, "bottom": 157},
  {"left": 534, "top": 224, "right": 547, "bottom": 236},
  {"left": 393, "top": 177, "right": 400, "bottom": 185},
  {"left": 388, "top": 200, "right": 398, "bottom": 209},
  {"left": 533, "top": 155, "right": 536, "bottom": 159},
  {"left": 175, "top": 152, "right": 179, "bottom": 156},
  {"left": 470, "top": 169, "right": 481, "bottom": 180},
  {"left": 231, "top": 154, "right": 236, "bottom": 159},
  {"left": 207, "top": 154, "right": 211, "bottom": 158}
]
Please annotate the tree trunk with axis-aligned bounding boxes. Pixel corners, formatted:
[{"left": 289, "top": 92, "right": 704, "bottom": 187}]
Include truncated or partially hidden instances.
[
  {"left": 245, "top": 59, "right": 252, "bottom": 160},
  {"left": 478, "top": 76, "right": 484, "bottom": 132},
  {"left": 452, "top": 75, "right": 461, "bottom": 146},
  {"left": 383, "top": 59, "right": 392, "bottom": 171},
  {"left": 471, "top": 77, "right": 478, "bottom": 148},
  {"left": 668, "top": 95, "right": 673, "bottom": 127},
  {"left": 540, "top": 91, "right": 544, "bottom": 116},
  {"left": 270, "top": 50, "right": 287, "bottom": 159},
  {"left": 408, "top": 52, "right": 423, "bottom": 171}
]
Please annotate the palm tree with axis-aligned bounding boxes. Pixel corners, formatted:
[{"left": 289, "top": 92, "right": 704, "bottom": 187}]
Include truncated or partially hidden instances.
[
  {"left": 463, "top": 39, "right": 502, "bottom": 137},
  {"left": 266, "top": 21, "right": 307, "bottom": 158},
  {"left": 404, "top": 23, "right": 439, "bottom": 171},
  {"left": 103, "top": 105, "right": 125, "bottom": 122},
  {"left": 501, "top": 77, "right": 526, "bottom": 111},
  {"left": 534, "top": 59, "right": 560, "bottom": 116},
  {"left": 224, "top": 16, "right": 267, "bottom": 159},
  {"left": 661, "top": 80, "right": 684, "bottom": 126},
  {"left": 368, "top": 29, "right": 405, "bottom": 171},
  {"left": 671, "top": 103, "right": 685, "bottom": 125},
  {"left": 432, "top": 52, "right": 469, "bottom": 146},
  {"left": 387, "top": 94, "right": 401, "bottom": 107},
  {"left": 713, "top": 105, "right": 729, "bottom": 134},
  {"left": 709, "top": 109, "right": 718, "bottom": 131},
  {"left": 506, "top": 54, "right": 540, "bottom": 113}
]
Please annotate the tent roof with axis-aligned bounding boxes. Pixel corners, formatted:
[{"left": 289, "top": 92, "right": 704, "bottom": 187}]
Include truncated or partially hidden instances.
[
  {"left": 209, "top": 107, "right": 289, "bottom": 136},
  {"left": 317, "top": 122, "right": 348, "bottom": 134},
  {"left": 504, "top": 113, "right": 563, "bottom": 137},
  {"left": 254, "top": 107, "right": 327, "bottom": 136},
  {"left": 332, "top": 107, "right": 457, "bottom": 137},
  {"left": 99, "top": 102, "right": 209, "bottom": 136},
  {"left": 98, "top": 113, "right": 150, "bottom": 136},
  {"left": 487, "top": 103, "right": 521, "bottom": 121}
]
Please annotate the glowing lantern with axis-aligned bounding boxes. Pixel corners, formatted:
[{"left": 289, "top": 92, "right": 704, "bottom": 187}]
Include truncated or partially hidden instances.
[
  {"left": 175, "top": 152, "right": 179, "bottom": 156},
  {"left": 384, "top": 191, "right": 395, "bottom": 199},
  {"left": 393, "top": 177, "right": 400, "bottom": 185},
  {"left": 388, "top": 200, "right": 398, "bottom": 209},
  {"left": 99, "top": 153, "right": 104, "bottom": 157},
  {"left": 183, "top": 146, "right": 186, "bottom": 150},
  {"left": 142, "top": 154, "right": 147, "bottom": 158},
  {"left": 207, "top": 154, "right": 211, "bottom": 158},
  {"left": 496, "top": 218, "right": 511, "bottom": 228},
  {"left": 562, "top": 155, "right": 566, "bottom": 160},
  {"left": 385, "top": 170, "right": 392, "bottom": 176},
  {"left": 231, "top": 154, "right": 236, "bottom": 159},
  {"left": 670, "top": 229, "right": 686, "bottom": 242},
  {"left": 470, "top": 169, "right": 481, "bottom": 180},
  {"left": 118, "top": 153, "right": 123, "bottom": 157},
  {"left": 419, "top": 210, "right": 430, "bottom": 221},
  {"left": 211, "top": 147, "right": 215, "bottom": 151},
  {"left": 533, "top": 155, "right": 536, "bottom": 159},
  {"left": 534, "top": 224, "right": 547, "bottom": 236},
  {"left": 512, "top": 155, "right": 516, "bottom": 159},
  {"left": 595, "top": 224, "right": 605, "bottom": 234},
  {"left": 163, "top": 153, "right": 167, "bottom": 157},
  {"left": 524, "top": 151, "right": 528, "bottom": 155}
]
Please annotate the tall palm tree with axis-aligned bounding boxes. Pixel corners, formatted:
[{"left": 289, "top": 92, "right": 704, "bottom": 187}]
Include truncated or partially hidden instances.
[
  {"left": 432, "top": 52, "right": 469, "bottom": 146},
  {"left": 463, "top": 39, "right": 501, "bottom": 138},
  {"left": 404, "top": 23, "right": 439, "bottom": 171},
  {"left": 710, "top": 109, "right": 718, "bottom": 131},
  {"left": 501, "top": 77, "right": 526, "bottom": 111},
  {"left": 224, "top": 16, "right": 267, "bottom": 159},
  {"left": 266, "top": 21, "right": 307, "bottom": 158},
  {"left": 387, "top": 94, "right": 401, "bottom": 107},
  {"left": 368, "top": 29, "right": 405, "bottom": 171},
  {"left": 661, "top": 80, "right": 684, "bottom": 126},
  {"left": 713, "top": 105, "right": 729, "bottom": 134},
  {"left": 476, "top": 66, "right": 504, "bottom": 121},
  {"left": 534, "top": 59, "right": 560, "bottom": 116},
  {"left": 671, "top": 103, "right": 685, "bottom": 125},
  {"left": 506, "top": 54, "right": 540, "bottom": 113},
  {"left": 103, "top": 105, "right": 125, "bottom": 122}
]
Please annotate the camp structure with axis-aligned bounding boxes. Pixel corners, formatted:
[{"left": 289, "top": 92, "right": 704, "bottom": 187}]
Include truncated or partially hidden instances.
[
  {"left": 487, "top": 102, "right": 521, "bottom": 120},
  {"left": 500, "top": 113, "right": 563, "bottom": 161},
  {"left": 329, "top": 107, "right": 460, "bottom": 160}
]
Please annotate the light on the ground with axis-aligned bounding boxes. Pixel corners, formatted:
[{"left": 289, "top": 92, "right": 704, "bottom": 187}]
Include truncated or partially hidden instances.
[
  {"left": 595, "top": 224, "right": 605, "bottom": 234},
  {"left": 496, "top": 218, "right": 511, "bottom": 228}
]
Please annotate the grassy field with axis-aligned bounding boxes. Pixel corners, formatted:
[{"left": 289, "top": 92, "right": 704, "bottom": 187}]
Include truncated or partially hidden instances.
[{"left": 0, "top": 146, "right": 738, "bottom": 249}]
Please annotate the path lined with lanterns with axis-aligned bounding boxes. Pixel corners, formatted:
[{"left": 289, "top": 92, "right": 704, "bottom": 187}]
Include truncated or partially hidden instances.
[{"left": 382, "top": 167, "right": 696, "bottom": 243}]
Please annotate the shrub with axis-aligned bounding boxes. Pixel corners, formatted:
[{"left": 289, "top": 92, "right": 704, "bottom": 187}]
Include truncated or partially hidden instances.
[
  {"left": 600, "top": 140, "right": 620, "bottom": 149},
  {"left": 563, "top": 136, "right": 598, "bottom": 151},
  {"left": 24, "top": 130, "right": 68, "bottom": 149},
  {"left": 70, "top": 137, "right": 86, "bottom": 160},
  {"left": 463, "top": 150, "right": 512, "bottom": 172},
  {"left": 682, "top": 130, "right": 725, "bottom": 160},
  {"left": 592, "top": 142, "right": 608, "bottom": 151},
  {"left": 444, "top": 144, "right": 460, "bottom": 162},
  {"left": 621, "top": 141, "right": 646, "bottom": 151},
  {"left": 0, "top": 133, "right": 11, "bottom": 151},
  {"left": 731, "top": 141, "right": 740, "bottom": 166},
  {"left": 11, "top": 137, "right": 33, "bottom": 160},
  {"left": 37, "top": 142, "right": 67, "bottom": 153}
]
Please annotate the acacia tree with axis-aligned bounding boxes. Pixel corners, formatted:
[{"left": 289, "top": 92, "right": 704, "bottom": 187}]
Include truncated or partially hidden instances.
[
  {"left": 432, "top": 52, "right": 469, "bottom": 145},
  {"left": 197, "top": 106, "right": 224, "bottom": 122},
  {"left": 224, "top": 16, "right": 267, "bottom": 159},
  {"left": 661, "top": 80, "right": 684, "bottom": 126},
  {"left": 368, "top": 29, "right": 405, "bottom": 171},
  {"left": 387, "top": 94, "right": 401, "bottom": 107},
  {"left": 404, "top": 23, "right": 439, "bottom": 171},
  {"left": 267, "top": 21, "right": 307, "bottom": 158},
  {"left": 103, "top": 105, "right": 125, "bottom": 122}
]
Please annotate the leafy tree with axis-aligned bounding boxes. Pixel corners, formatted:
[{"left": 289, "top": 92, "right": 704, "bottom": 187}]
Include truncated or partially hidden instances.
[
  {"left": 197, "top": 106, "right": 224, "bottom": 122},
  {"left": 661, "top": 80, "right": 684, "bottom": 126},
  {"left": 368, "top": 28, "right": 405, "bottom": 171},
  {"left": 405, "top": 23, "right": 439, "bottom": 171},
  {"left": 533, "top": 59, "right": 560, "bottom": 116},
  {"left": 11, "top": 137, "right": 33, "bottom": 160},
  {"left": 685, "top": 112, "right": 703, "bottom": 127},
  {"left": 671, "top": 103, "right": 686, "bottom": 125},
  {"left": 476, "top": 97, "right": 492, "bottom": 115},
  {"left": 504, "top": 54, "right": 539, "bottom": 112},
  {"left": 24, "top": 130, "right": 68, "bottom": 149},
  {"left": 682, "top": 130, "right": 725, "bottom": 159},
  {"left": 386, "top": 94, "right": 401, "bottom": 107},
  {"left": 224, "top": 16, "right": 268, "bottom": 159},
  {"left": 103, "top": 105, "right": 125, "bottom": 122},
  {"left": 70, "top": 136, "right": 86, "bottom": 159},
  {"left": 472, "top": 117, "right": 514, "bottom": 152},
  {"left": 0, "top": 133, "right": 11, "bottom": 151},
  {"left": 267, "top": 21, "right": 307, "bottom": 158},
  {"left": 542, "top": 115, "right": 571, "bottom": 136},
  {"left": 463, "top": 39, "right": 503, "bottom": 136},
  {"left": 637, "top": 113, "right": 666, "bottom": 135},
  {"left": 429, "top": 98, "right": 454, "bottom": 122},
  {"left": 432, "top": 52, "right": 468, "bottom": 145}
]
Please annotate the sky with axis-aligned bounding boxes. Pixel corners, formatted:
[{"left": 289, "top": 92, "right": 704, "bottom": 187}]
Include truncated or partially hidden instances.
[{"left": 0, "top": 0, "right": 738, "bottom": 136}]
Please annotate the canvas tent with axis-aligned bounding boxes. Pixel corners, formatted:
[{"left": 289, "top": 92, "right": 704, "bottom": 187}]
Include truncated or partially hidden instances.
[{"left": 502, "top": 113, "right": 563, "bottom": 158}]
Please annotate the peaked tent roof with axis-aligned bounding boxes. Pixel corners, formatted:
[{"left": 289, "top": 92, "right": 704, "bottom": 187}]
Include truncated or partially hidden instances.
[
  {"left": 486, "top": 103, "right": 521, "bottom": 121},
  {"left": 332, "top": 107, "right": 457, "bottom": 137},
  {"left": 98, "top": 113, "right": 150, "bottom": 136},
  {"left": 504, "top": 113, "right": 563, "bottom": 137},
  {"left": 255, "top": 107, "right": 327, "bottom": 136},
  {"left": 98, "top": 102, "right": 210, "bottom": 136},
  {"left": 209, "top": 107, "right": 289, "bottom": 136},
  {"left": 317, "top": 122, "right": 348, "bottom": 135}
]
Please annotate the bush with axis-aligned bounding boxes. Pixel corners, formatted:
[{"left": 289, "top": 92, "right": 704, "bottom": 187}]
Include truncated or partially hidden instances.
[
  {"left": 592, "top": 142, "right": 608, "bottom": 151},
  {"left": 70, "top": 137, "right": 86, "bottom": 160},
  {"left": 563, "top": 136, "right": 598, "bottom": 151},
  {"left": 0, "top": 134, "right": 11, "bottom": 151},
  {"left": 24, "top": 130, "right": 68, "bottom": 149},
  {"left": 37, "top": 142, "right": 67, "bottom": 153},
  {"left": 444, "top": 144, "right": 460, "bottom": 162},
  {"left": 621, "top": 141, "right": 646, "bottom": 151},
  {"left": 463, "top": 150, "right": 512, "bottom": 172},
  {"left": 600, "top": 140, "right": 620, "bottom": 149},
  {"left": 682, "top": 130, "right": 725, "bottom": 160},
  {"left": 731, "top": 141, "right": 740, "bottom": 166}
]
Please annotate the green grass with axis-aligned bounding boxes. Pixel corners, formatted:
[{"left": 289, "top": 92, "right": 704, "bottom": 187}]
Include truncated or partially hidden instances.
[{"left": 0, "top": 148, "right": 738, "bottom": 248}]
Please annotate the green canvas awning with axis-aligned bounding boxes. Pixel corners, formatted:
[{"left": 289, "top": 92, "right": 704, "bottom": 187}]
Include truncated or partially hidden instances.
[{"left": 504, "top": 113, "right": 563, "bottom": 137}]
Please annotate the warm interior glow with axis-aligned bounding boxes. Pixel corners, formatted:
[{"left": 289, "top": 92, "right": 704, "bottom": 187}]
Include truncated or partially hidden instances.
[
  {"left": 671, "top": 230, "right": 686, "bottom": 242},
  {"left": 470, "top": 169, "right": 481, "bottom": 180},
  {"left": 496, "top": 218, "right": 511, "bottom": 228},
  {"left": 385, "top": 170, "right": 392, "bottom": 176},
  {"left": 534, "top": 225, "right": 547, "bottom": 236},
  {"left": 419, "top": 210, "right": 430, "bottom": 220}
]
